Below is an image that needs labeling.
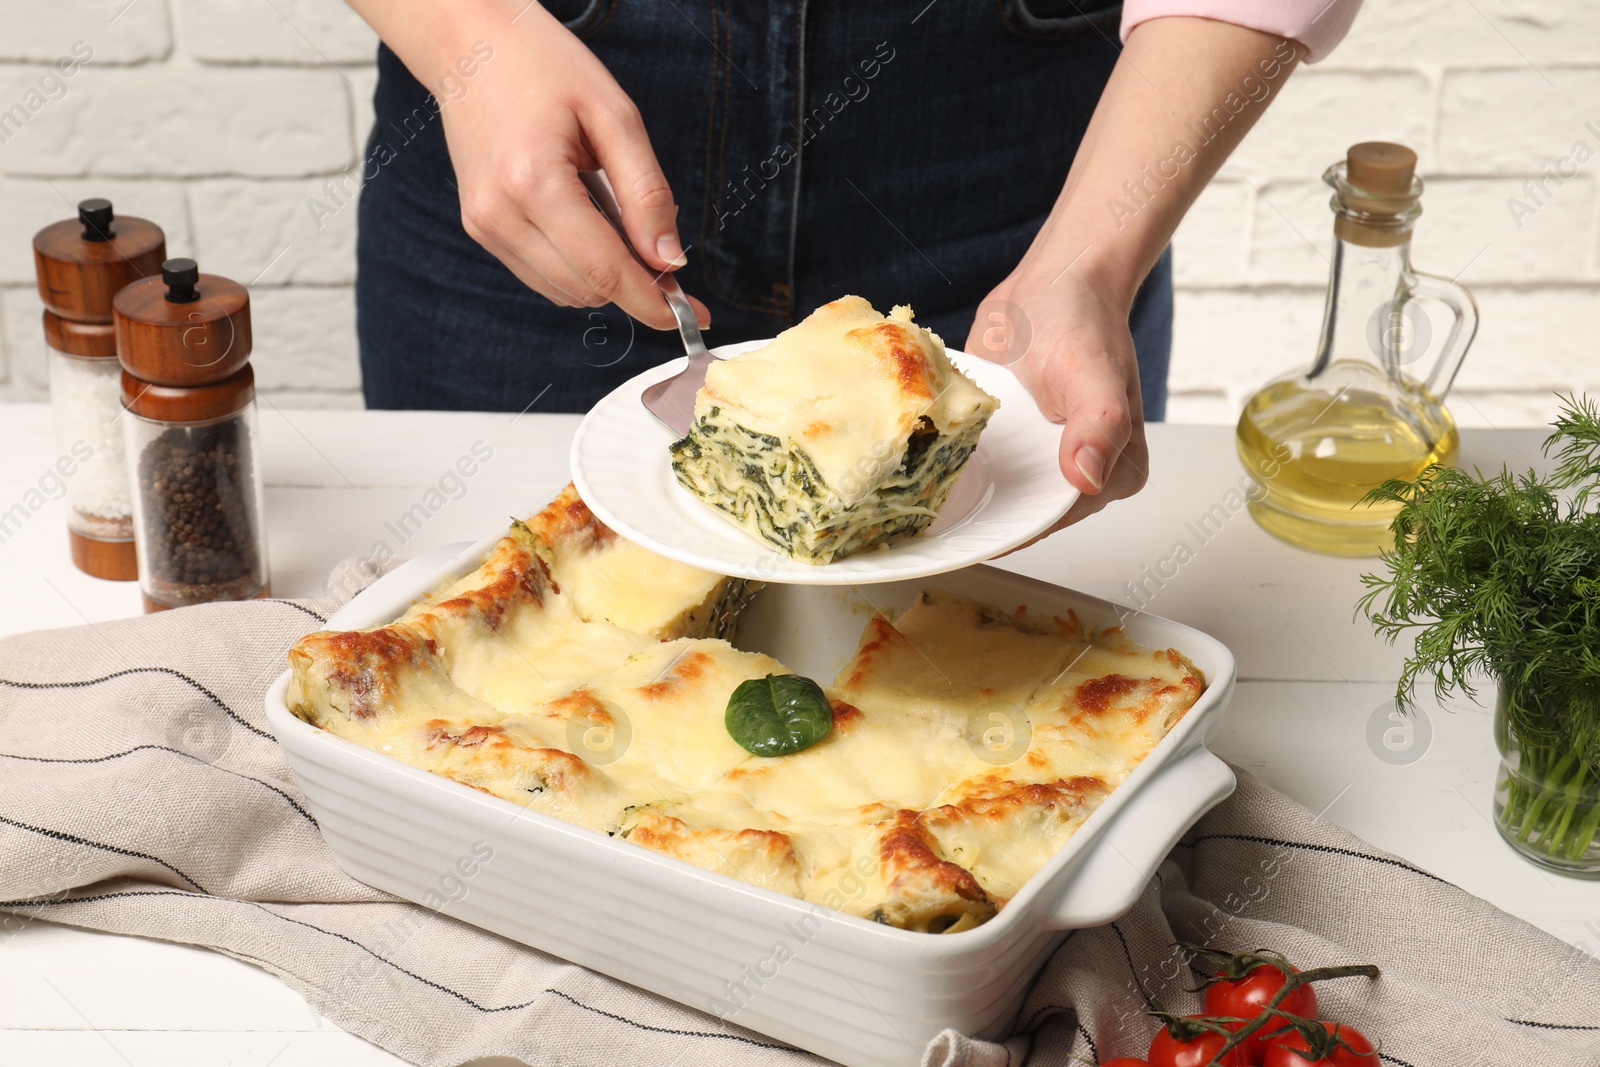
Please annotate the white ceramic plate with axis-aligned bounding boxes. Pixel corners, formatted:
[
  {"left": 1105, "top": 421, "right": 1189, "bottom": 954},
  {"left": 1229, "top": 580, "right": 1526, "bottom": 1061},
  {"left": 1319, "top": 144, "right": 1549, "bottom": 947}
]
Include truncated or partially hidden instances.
[{"left": 570, "top": 340, "right": 1078, "bottom": 585}]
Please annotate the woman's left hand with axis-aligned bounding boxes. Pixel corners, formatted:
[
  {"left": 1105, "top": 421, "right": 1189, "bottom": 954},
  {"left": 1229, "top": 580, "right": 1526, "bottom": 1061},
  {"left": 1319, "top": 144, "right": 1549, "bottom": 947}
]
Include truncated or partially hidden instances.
[{"left": 964, "top": 265, "right": 1148, "bottom": 538}]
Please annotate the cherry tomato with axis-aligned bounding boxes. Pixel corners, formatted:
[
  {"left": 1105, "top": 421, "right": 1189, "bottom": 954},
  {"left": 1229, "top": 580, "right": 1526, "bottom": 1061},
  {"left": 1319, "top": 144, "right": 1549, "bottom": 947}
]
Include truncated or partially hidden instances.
[
  {"left": 1263, "top": 1021, "right": 1378, "bottom": 1067},
  {"left": 1099, "top": 1060, "right": 1150, "bottom": 1067},
  {"left": 1147, "top": 1016, "right": 1252, "bottom": 1067},
  {"left": 1203, "top": 963, "right": 1317, "bottom": 1059}
]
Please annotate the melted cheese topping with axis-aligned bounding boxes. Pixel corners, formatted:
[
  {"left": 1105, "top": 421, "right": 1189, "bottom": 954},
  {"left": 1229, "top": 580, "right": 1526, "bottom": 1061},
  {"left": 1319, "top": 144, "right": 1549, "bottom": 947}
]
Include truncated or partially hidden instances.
[
  {"left": 669, "top": 297, "right": 1000, "bottom": 564},
  {"left": 524, "top": 485, "right": 751, "bottom": 639},
  {"left": 288, "top": 488, "right": 1205, "bottom": 934},
  {"left": 697, "top": 297, "right": 996, "bottom": 505}
]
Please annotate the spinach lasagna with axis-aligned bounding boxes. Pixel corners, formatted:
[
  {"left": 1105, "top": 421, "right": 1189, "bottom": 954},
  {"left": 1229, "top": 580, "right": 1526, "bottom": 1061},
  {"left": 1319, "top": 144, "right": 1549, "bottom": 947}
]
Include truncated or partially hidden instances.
[
  {"left": 287, "top": 486, "right": 1204, "bottom": 933},
  {"left": 669, "top": 296, "right": 999, "bottom": 564}
]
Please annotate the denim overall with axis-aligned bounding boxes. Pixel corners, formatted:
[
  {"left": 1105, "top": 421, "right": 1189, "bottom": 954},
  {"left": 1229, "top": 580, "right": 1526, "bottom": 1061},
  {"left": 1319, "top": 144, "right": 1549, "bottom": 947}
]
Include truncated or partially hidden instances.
[{"left": 355, "top": 0, "right": 1172, "bottom": 417}]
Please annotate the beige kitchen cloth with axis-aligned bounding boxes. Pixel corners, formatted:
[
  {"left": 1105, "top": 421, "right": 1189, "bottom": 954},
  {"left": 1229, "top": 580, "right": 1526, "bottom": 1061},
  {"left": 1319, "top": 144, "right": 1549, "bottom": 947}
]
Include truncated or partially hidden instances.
[{"left": 1, "top": 562, "right": 1598, "bottom": 1067}]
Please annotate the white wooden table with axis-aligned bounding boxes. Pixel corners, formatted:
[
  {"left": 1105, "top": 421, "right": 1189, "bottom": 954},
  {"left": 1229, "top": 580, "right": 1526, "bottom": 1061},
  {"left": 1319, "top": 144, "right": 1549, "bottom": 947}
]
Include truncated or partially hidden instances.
[{"left": 1, "top": 402, "right": 1595, "bottom": 1066}]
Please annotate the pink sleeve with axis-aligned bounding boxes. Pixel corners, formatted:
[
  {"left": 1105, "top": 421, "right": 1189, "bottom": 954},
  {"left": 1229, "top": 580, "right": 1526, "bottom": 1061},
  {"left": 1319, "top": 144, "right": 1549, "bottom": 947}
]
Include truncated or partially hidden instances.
[{"left": 1120, "top": 0, "right": 1363, "bottom": 63}]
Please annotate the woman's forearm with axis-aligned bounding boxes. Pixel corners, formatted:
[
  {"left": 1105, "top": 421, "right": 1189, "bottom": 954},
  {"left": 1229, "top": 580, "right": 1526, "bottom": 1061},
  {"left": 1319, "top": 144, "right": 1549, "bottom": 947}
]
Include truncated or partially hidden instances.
[
  {"left": 343, "top": 0, "right": 506, "bottom": 99},
  {"left": 1026, "top": 17, "right": 1302, "bottom": 308}
]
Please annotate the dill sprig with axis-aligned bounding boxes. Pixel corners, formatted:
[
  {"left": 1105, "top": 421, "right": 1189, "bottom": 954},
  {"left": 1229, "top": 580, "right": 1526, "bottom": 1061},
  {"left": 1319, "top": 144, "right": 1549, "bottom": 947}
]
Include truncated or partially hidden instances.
[{"left": 1357, "top": 394, "right": 1600, "bottom": 773}]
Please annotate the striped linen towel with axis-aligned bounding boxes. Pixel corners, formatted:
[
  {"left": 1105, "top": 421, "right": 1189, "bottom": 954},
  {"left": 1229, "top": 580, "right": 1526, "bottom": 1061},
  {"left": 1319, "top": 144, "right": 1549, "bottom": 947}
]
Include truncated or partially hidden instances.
[{"left": 1, "top": 561, "right": 1597, "bottom": 1067}]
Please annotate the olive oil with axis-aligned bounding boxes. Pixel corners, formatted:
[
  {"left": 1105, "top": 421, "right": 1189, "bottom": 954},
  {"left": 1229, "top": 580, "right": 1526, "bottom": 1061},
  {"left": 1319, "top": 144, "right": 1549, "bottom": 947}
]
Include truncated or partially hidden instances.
[
  {"left": 1236, "top": 142, "right": 1477, "bottom": 557},
  {"left": 1237, "top": 372, "right": 1459, "bottom": 557}
]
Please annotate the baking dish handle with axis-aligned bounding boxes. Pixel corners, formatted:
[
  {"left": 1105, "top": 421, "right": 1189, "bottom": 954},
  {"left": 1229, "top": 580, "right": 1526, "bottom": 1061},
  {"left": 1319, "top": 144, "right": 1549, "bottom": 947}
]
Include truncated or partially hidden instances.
[
  {"left": 1046, "top": 746, "right": 1235, "bottom": 928},
  {"left": 325, "top": 541, "right": 474, "bottom": 631}
]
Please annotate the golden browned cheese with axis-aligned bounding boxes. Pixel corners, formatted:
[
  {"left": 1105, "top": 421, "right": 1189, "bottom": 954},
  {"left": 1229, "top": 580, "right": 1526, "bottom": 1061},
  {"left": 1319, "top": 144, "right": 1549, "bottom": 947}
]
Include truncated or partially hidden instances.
[
  {"left": 695, "top": 297, "right": 996, "bottom": 506},
  {"left": 524, "top": 484, "right": 755, "bottom": 640},
  {"left": 287, "top": 488, "right": 1206, "bottom": 933},
  {"left": 669, "top": 296, "right": 1001, "bottom": 564}
]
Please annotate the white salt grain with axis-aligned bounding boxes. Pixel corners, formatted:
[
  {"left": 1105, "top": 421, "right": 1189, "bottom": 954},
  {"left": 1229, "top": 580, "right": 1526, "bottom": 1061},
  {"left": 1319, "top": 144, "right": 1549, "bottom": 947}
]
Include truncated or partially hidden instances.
[{"left": 48, "top": 350, "right": 133, "bottom": 528}]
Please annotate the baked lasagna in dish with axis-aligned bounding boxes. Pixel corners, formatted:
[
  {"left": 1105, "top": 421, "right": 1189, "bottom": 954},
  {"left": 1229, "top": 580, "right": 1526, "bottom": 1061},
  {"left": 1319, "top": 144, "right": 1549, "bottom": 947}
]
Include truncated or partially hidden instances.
[
  {"left": 668, "top": 296, "right": 1000, "bottom": 564},
  {"left": 287, "top": 485, "right": 1204, "bottom": 933}
]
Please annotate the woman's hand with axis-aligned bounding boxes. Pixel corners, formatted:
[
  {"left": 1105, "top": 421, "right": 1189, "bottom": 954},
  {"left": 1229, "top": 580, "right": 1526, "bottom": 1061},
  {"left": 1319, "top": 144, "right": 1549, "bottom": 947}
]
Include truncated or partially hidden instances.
[
  {"left": 351, "top": 0, "right": 708, "bottom": 331},
  {"left": 965, "top": 17, "right": 1302, "bottom": 539},
  {"left": 965, "top": 265, "right": 1147, "bottom": 536}
]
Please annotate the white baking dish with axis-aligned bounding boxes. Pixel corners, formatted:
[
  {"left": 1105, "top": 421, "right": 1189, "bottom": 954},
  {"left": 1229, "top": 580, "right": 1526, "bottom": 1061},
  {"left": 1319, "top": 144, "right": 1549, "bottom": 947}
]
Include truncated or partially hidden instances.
[{"left": 264, "top": 539, "right": 1237, "bottom": 1067}]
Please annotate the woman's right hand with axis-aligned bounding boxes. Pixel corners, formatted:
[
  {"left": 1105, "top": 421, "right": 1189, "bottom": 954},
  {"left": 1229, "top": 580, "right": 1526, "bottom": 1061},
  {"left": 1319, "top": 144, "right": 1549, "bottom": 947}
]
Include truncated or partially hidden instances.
[{"left": 360, "top": 1, "right": 708, "bottom": 331}]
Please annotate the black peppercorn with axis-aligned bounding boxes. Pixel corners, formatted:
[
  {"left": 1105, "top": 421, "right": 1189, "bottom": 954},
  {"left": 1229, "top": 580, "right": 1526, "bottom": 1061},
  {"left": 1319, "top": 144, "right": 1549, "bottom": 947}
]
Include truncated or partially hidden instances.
[{"left": 136, "top": 421, "right": 262, "bottom": 603}]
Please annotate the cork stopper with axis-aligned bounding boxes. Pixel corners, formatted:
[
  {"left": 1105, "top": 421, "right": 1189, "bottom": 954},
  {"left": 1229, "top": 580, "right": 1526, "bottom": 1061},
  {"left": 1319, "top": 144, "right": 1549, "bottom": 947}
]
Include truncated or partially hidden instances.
[
  {"left": 1328, "top": 142, "right": 1423, "bottom": 249},
  {"left": 114, "top": 258, "right": 253, "bottom": 388},
  {"left": 1346, "top": 142, "right": 1417, "bottom": 197},
  {"left": 33, "top": 199, "right": 167, "bottom": 358}
]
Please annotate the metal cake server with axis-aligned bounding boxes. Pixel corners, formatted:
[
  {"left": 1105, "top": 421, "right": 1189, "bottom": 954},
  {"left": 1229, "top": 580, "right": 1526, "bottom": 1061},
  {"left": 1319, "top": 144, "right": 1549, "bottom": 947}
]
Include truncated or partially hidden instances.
[{"left": 578, "top": 170, "right": 710, "bottom": 436}]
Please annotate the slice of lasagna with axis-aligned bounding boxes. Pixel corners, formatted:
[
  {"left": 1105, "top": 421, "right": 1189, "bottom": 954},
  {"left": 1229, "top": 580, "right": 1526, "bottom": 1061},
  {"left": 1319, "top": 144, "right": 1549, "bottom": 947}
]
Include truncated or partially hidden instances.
[{"left": 669, "top": 296, "right": 999, "bottom": 564}]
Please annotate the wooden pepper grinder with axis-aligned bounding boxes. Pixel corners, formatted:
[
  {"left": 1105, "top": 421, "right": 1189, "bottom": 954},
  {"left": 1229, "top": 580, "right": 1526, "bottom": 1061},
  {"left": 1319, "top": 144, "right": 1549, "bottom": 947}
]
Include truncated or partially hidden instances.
[
  {"left": 114, "top": 258, "right": 271, "bottom": 612},
  {"left": 33, "top": 199, "right": 166, "bottom": 580}
]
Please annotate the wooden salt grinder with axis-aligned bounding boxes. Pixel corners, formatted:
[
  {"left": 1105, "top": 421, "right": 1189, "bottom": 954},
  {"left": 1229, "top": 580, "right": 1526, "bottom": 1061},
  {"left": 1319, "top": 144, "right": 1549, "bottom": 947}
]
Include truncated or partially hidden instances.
[{"left": 32, "top": 199, "right": 165, "bottom": 579}]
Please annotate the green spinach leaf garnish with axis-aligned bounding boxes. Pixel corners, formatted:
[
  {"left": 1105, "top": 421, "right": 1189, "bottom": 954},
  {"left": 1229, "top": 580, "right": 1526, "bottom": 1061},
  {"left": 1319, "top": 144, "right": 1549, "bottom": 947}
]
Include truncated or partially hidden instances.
[{"left": 725, "top": 673, "right": 832, "bottom": 757}]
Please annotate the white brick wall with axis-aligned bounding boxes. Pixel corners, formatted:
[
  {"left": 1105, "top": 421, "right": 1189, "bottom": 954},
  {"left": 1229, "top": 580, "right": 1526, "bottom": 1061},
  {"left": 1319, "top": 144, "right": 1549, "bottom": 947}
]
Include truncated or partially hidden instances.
[
  {"left": 0, "top": 0, "right": 372, "bottom": 408},
  {"left": 0, "top": 0, "right": 1595, "bottom": 428}
]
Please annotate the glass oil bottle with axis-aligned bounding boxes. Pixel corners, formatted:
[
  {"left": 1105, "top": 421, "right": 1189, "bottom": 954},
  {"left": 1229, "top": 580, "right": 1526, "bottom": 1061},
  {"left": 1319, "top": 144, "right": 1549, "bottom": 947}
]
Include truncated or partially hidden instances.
[{"left": 1236, "top": 142, "right": 1478, "bottom": 557}]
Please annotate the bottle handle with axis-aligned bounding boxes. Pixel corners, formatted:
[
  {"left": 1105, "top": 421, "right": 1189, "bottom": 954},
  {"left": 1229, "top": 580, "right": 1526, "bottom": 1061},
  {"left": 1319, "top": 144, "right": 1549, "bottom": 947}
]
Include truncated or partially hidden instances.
[{"left": 1404, "top": 271, "right": 1479, "bottom": 399}]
